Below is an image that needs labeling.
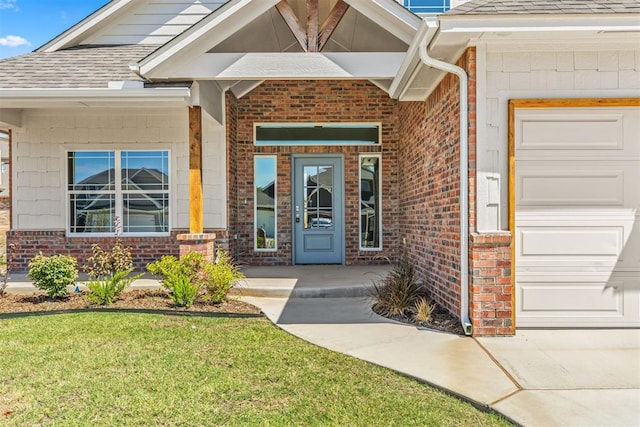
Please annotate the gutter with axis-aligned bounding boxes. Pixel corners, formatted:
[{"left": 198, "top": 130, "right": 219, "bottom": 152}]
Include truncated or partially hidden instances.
[
  {"left": 415, "top": 22, "right": 473, "bottom": 336},
  {"left": 0, "top": 87, "right": 192, "bottom": 107}
]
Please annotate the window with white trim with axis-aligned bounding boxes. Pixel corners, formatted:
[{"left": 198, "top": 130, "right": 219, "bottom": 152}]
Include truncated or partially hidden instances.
[
  {"left": 360, "top": 154, "right": 382, "bottom": 250},
  {"left": 67, "top": 150, "right": 169, "bottom": 235}
]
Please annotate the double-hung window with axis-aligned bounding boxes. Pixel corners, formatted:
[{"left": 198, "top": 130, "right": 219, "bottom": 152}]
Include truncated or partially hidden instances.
[{"left": 67, "top": 150, "right": 170, "bottom": 235}]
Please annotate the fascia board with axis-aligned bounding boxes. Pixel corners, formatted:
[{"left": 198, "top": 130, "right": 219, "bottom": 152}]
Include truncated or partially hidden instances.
[
  {"left": 389, "top": 19, "right": 439, "bottom": 99},
  {"left": 38, "top": 0, "right": 137, "bottom": 52},
  {"left": 137, "top": 0, "right": 279, "bottom": 78},
  {"left": 439, "top": 13, "right": 640, "bottom": 33},
  {"left": 344, "top": 0, "right": 421, "bottom": 45},
  {"left": 0, "top": 88, "right": 192, "bottom": 108}
]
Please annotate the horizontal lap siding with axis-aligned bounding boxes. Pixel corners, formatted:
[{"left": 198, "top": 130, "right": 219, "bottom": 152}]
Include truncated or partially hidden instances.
[{"left": 86, "top": 0, "right": 226, "bottom": 45}]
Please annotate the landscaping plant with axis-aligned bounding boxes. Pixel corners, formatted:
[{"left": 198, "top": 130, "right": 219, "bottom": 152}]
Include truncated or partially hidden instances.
[
  {"left": 27, "top": 253, "right": 78, "bottom": 299},
  {"left": 84, "top": 217, "right": 142, "bottom": 305},
  {"left": 202, "top": 249, "right": 244, "bottom": 303},
  {"left": 370, "top": 255, "right": 421, "bottom": 317},
  {"left": 147, "top": 252, "right": 205, "bottom": 308}
]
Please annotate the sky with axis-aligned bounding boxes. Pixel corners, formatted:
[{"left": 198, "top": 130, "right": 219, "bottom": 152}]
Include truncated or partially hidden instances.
[{"left": 0, "top": 0, "right": 108, "bottom": 59}]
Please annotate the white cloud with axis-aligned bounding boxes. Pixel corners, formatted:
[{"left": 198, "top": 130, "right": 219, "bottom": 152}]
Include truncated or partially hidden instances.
[
  {"left": 0, "top": 35, "right": 30, "bottom": 47},
  {"left": 0, "top": 0, "right": 18, "bottom": 11}
]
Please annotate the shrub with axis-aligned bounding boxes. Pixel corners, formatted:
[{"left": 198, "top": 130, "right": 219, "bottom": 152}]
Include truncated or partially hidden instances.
[
  {"left": 412, "top": 297, "right": 436, "bottom": 323},
  {"left": 370, "top": 256, "right": 421, "bottom": 317},
  {"left": 84, "top": 237, "right": 141, "bottom": 305},
  {"left": 28, "top": 253, "right": 78, "bottom": 299},
  {"left": 147, "top": 252, "right": 205, "bottom": 308},
  {"left": 87, "top": 269, "right": 142, "bottom": 305},
  {"left": 202, "top": 250, "right": 244, "bottom": 304}
]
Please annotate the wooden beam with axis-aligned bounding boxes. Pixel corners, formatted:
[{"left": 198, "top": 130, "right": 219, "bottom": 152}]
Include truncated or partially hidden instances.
[
  {"left": 276, "top": 0, "right": 308, "bottom": 52},
  {"left": 189, "top": 106, "right": 203, "bottom": 234},
  {"left": 307, "top": 0, "right": 319, "bottom": 52},
  {"left": 319, "top": 0, "right": 349, "bottom": 51}
]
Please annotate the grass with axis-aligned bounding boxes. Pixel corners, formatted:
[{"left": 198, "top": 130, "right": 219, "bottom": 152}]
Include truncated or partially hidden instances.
[{"left": 0, "top": 313, "right": 511, "bottom": 426}]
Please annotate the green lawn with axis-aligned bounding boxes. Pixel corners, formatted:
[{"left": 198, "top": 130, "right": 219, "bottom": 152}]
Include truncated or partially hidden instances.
[{"left": 0, "top": 313, "right": 511, "bottom": 426}]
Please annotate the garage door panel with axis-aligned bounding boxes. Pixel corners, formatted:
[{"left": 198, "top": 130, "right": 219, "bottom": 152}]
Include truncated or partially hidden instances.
[
  {"left": 518, "top": 113, "right": 624, "bottom": 151},
  {"left": 516, "top": 162, "right": 639, "bottom": 208},
  {"left": 517, "top": 273, "right": 640, "bottom": 327},
  {"left": 519, "top": 226, "right": 623, "bottom": 257},
  {"left": 516, "top": 108, "right": 640, "bottom": 160}
]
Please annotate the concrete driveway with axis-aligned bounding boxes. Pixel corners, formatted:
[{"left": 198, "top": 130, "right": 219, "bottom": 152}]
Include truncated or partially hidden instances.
[{"left": 242, "top": 294, "right": 640, "bottom": 427}]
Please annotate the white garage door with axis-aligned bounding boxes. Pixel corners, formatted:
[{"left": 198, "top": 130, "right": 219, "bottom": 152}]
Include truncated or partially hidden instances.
[{"left": 515, "top": 105, "right": 640, "bottom": 327}]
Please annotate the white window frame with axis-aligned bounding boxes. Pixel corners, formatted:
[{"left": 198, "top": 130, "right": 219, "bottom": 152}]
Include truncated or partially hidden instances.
[
  {"left": 254, "top": 155, "right": 277, "bottom": 252},
  {"left": 66, "top": 149, "right": 171, "bottom": 237},
  {"left": 359, "top": 153, "right": 383, "bottom": 251},
  {"left": 253, "top": 122, "right": 382, "bottom": 146}
]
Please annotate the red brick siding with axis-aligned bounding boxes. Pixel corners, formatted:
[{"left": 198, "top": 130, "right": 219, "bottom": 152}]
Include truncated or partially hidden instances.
[
  {"left": 6, "top": 229, "right": 230, "bottom": 272},
  {"left": 469, "top": 233, "right": 513, "bottom": 335},
  {"left": 397, "top": 48, "right": 498, "bottom": 333},
  {"left": 227, "top": 80, "right": 400, "bottom": 266}
]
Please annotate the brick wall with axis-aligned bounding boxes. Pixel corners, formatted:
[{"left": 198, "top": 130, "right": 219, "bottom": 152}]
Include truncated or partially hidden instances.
[
  {"left": 398, "top": 55, "right": 465, "bottom": 318},
  {"left": 6, "top": 229, "right": 230, "bottom": 272},
  {"left": 226, "top": 80, "right": 400, "bottom": 265},
  {"left": 397, "top": 47, "right": 511, "bottom": 336}
]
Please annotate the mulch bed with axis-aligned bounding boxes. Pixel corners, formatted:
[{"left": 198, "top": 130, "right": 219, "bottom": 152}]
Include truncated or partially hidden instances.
[
  {"left": 0, "top": 289, "right": 262, "bottom": 316},
  {"left": 372, "top": 303, "right": 466, "bottom": 336}
]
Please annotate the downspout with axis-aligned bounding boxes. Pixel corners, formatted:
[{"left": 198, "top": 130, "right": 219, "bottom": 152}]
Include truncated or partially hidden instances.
[{"left": 417, "top": 43, "right": 473, "bottom": 336}]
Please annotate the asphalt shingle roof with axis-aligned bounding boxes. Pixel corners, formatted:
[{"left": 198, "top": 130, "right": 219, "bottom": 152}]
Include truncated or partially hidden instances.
[
  {"left": 0, "top": 44, "right": 158, "bottom": 89},
  {"left": 446, "top": 0, "right": 640, "bottom": 15}
]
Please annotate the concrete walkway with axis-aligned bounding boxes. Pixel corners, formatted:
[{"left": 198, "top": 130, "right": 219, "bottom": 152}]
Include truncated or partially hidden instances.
[{"left": 4, "top": 266, "right": 640, "bottom": 426}]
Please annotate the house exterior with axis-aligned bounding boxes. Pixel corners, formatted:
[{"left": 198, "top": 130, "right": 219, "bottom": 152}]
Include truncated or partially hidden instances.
[{"left": 0, "top": 0, "right": 638, "bottom": 336}]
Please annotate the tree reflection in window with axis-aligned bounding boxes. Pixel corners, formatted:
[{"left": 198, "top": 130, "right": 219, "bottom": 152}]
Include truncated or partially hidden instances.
[
  {"left": 360, "top": 156, "right": 381, "bottom": 249},
  {"left": 255, "top": 156, "right": 277, "bottom": 250}
]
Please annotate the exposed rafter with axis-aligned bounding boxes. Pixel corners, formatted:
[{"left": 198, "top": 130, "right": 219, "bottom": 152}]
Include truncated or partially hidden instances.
[
  {"left": 276, "top": 1, "right": 308, "bottom": 52},
  {"left": 307, "top": 0, "right": 319, "bottom": 52},
  {"left": 276, "top": 0, "right": 350, "bottom": 53},
  {"left": 319, "top": 0, "right": 349, "bottom": 51}
]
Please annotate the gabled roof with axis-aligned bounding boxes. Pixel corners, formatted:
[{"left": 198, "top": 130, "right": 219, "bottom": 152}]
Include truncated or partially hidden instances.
[
  {"left": 0, "top": 45, "right": 155, "bottom": 89},
  {"left": 447, "top": 0, "right": 640, "bottom": 15}
]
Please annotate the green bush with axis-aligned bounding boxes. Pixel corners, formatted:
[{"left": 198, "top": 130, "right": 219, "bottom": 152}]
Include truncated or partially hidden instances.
[
  {"left": 202, "top": 250, "right": 244, "bottom": 304},
  {"left": 84, "top": 239, "right": 141, "bottom": 305},
  {"left": 28, "top": 253, "right": 78, "bottom": 299},
  {"left": 370, "top": 256, "right": 421, "bottom": 317},
  {"left": 87, "top": 269, "right": 143, "bottom": 305},
  {"left": 147, "top": 252, "right": 205, "bottom": 308}
]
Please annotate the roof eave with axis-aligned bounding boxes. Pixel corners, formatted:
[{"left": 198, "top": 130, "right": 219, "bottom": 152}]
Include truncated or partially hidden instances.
[
  {"left": 438, "top": 12, "right": 640, "bottom": 33},
  {"left": 0, "top": 87, "right": 192, "bottom": 109}
]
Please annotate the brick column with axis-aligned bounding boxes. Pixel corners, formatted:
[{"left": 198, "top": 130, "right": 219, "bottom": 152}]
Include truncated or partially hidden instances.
[
  {"left": 469, "top": 232, "right": 513, "bottom": 336},
  {"left": 177, "top": 233, "right": 216, "bottom": 262}
]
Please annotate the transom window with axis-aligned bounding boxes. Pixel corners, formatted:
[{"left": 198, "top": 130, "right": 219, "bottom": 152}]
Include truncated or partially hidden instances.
[
  {"left": 67, "top": 150, "right": 169, "bottom": 235},
  {"left": 255, "top": 123, "right": 380, "bottom": 146}
]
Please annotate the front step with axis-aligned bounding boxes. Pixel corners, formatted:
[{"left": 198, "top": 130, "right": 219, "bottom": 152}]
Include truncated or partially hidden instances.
[{"left": 232, "top": 265, "right": 390, "bottom": 299}]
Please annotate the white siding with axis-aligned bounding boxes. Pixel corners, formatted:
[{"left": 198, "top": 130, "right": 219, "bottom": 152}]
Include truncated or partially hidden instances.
[
  {"left": 10, "top": 108, "right": 226, "bottom": 232},
  {"left": 475, "top": 42, "right": 640, "bottom": 232},
  {"left": 85, "top": 0, "right": 226, "bottom": 45}
]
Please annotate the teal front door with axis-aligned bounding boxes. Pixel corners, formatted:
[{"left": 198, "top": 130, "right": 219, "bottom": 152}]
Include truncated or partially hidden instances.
[{"left": 293, "top": 156, "right": 344, "bottom": 264}]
